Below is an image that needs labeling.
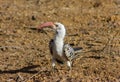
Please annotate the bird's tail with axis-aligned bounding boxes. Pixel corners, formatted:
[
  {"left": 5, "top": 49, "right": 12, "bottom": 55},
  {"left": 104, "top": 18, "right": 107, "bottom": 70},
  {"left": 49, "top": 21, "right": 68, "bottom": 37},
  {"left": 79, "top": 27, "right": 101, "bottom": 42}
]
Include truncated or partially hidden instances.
[
  {"left": 71, "top": 47, "right": 83, "bottom": 60},
  {"left": 74, "top": 47, "right": 83, "bottom": 54}
]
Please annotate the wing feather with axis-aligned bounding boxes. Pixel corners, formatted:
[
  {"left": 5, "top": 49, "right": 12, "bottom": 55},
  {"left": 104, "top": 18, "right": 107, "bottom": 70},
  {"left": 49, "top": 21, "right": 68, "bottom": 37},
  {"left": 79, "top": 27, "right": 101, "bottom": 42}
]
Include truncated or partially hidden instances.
[
  {"left": 49, "top": 39, "right": 54, "bottom": 55},
  {"left": 63, "top": 44, "right": 75, "bottom": 61}
]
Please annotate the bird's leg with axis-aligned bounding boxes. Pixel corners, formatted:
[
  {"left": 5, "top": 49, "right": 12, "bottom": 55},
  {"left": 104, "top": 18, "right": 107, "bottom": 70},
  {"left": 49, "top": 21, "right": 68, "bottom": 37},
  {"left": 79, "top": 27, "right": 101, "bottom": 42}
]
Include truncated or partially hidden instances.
[
  {"left": 67, "top": 61, "right": 72, "bottom": 71},
  {"left": 67, "top": 61, "right": 72, "bottom": 76},
  {"left": 51, "top": 58, "right": 56, "bottom": 71}
]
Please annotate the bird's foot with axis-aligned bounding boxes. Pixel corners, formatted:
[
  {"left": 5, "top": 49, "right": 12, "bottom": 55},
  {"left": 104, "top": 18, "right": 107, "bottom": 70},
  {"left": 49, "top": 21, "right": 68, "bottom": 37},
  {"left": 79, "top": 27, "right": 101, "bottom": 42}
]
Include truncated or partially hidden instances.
[
  {"left": 68, "top": 66, "right": 72, "bottom": 76},
  {"left": 51, "top": 58, "right": 56, "bottom": 72},
  {"left": 51, "top": 66, "right": 58, "bottom": 73}
]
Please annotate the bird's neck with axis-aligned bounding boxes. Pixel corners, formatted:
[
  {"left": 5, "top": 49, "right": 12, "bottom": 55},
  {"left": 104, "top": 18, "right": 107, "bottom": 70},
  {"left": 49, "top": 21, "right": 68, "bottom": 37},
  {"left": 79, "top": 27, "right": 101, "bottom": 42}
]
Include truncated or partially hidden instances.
[
  {"left": 54, "top": 35, "right": 64, "bottom": 56},
  {"left": 54, "top": 35, "right": 64, "bottom": 47},
  {"left": 54, "top": 32, "right": 65, "bottom": 44}
]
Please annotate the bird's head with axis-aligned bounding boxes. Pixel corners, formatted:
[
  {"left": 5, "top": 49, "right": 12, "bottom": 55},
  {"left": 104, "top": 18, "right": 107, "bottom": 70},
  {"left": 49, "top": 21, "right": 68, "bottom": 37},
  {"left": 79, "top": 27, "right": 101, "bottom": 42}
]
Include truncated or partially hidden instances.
[{"left": 38, "top": 22, "right": 66, "bottom": 38}]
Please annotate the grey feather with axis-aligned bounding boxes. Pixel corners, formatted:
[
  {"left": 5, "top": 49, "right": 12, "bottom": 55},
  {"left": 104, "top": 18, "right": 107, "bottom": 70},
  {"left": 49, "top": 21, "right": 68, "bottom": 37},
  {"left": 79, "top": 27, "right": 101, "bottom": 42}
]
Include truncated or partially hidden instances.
[{"left": 63, "top": 44, "right": 83, "bottom": 61}]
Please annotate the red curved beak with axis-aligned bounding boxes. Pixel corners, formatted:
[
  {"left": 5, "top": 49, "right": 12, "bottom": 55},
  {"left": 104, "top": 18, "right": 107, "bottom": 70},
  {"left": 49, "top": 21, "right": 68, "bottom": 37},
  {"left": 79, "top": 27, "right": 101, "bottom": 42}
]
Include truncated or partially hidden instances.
[{"left": 38, "top": 22, "right": 54, "bottom": 29}]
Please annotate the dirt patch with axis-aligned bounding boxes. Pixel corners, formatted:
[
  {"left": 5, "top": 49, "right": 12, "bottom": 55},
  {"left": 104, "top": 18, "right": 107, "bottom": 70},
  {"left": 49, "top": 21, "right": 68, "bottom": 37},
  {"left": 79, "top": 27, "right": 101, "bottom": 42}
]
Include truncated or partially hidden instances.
[{"left": 0, "top": 0, "right": 120, "bottom": 82}]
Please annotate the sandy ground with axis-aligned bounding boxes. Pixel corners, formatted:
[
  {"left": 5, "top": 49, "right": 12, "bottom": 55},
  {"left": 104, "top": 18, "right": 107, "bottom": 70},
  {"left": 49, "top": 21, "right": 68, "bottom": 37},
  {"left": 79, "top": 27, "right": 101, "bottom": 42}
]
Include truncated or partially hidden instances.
[{"left": 0, "top": 0, "right": 120, "bottom": 82}]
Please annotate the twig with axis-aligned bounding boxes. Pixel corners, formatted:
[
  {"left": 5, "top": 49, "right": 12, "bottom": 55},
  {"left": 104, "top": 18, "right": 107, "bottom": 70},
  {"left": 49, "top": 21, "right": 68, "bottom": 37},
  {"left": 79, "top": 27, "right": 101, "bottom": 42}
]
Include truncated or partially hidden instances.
[
  {"left": 17, "top": 73, "right": 24, "bottom": 81},
  {"left": 42, "top": 30, "right": 51, "bottom": 39},
  {"left": 72, "top": 50, "right": 91, "bottom": 60},
  {"left": 101, "top": 31, "right": 119, "bottom": 52},
  {"left": 24, "top": 71, "right": 41, "bottom": 82}
]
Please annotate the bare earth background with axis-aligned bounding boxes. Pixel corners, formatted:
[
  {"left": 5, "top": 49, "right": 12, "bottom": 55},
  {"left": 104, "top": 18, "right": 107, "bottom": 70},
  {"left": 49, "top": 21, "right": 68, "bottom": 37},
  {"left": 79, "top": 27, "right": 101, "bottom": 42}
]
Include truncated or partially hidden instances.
[{"left": 0, "top": 0, "right": 120, "bottom": 82}]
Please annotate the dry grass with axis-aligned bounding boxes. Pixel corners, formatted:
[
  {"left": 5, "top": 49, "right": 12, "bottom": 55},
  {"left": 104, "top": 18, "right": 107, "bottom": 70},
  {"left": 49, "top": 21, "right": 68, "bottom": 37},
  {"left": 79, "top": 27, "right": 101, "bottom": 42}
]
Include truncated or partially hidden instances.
[{"left": 0, "top": 0, "right": 120, "bottom": 82}]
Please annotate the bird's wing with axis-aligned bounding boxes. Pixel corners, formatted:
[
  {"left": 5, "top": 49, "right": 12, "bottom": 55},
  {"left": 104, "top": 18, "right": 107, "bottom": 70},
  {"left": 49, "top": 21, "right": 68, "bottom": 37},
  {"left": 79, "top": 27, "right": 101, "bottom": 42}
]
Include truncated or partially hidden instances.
[
  {"left": 63, "top": 44, "right": 75, "bottom": 61},
  {"left": 49, "top": 39, "right": 54, "bottom": 55},
  {"left": 63, "top": 44, "right": 83, "bottom": 61},
  {"left": 49, "top": 40, "right": 82, "bottom": 62}
]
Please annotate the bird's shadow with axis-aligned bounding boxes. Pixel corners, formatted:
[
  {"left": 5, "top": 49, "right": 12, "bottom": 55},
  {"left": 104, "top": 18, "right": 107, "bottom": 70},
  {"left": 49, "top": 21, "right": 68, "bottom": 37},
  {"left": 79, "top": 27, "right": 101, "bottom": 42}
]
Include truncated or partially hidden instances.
[
  {"left": 82, "top": 49, "right": 105, "bottom": 59},
  {"left": 29, "top": 27, "right": 38, "bottom": 31},
  {"left": 83, "top": 55, "right": 105, "bottom": 59},
  {"left": 29, "top": 27, "right": 48, "bottom": 34},
  {"left": 0, "top": 65, "right": 39, "bottom": 74}
]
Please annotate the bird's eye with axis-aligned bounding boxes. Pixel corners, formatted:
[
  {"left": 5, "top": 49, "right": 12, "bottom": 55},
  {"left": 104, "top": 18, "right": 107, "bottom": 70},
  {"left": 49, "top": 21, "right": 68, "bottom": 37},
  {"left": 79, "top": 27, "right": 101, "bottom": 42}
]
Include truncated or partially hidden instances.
[
  {"left": 56, "top": 31, "right": 58, "bottom": 34},
  {"left": 55, "top": 24, "right": 58, "bottom": 27}
]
